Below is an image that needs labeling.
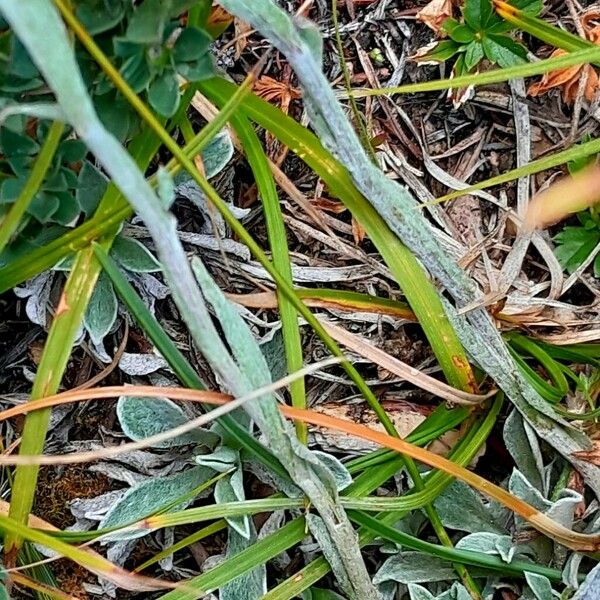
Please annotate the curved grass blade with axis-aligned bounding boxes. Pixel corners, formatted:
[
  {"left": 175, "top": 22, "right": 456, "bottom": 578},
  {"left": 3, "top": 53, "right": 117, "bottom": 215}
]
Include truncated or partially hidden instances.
[{"left": 0, "top": 121, "right": 65, "bottom": 254}]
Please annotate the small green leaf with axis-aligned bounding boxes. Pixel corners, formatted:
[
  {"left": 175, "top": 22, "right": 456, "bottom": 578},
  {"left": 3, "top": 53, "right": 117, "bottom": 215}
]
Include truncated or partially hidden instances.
[
  {"left": 120, "top": 51, "right": 152, "bottom": 93},
  {"left": 413, "top": 39, "right": 462, "bottom": 64},
  {"left": 482, "top": 34, "right": 527, "bottom": 67},
  {"left": 443, "top": 19, "right": 475, "bottom": 44},
  {"left": 464, "top": 41, "right": 484, "bottom": 71},
  {"left": 524, "top": 573, "right": 553, "bottom": 600},
  {"left": 111, "top": 235, "right": 161, "bottom": 273},
  {"left": 125, "top": 0, "right": 169, "bottom": 44},
  {"left": 176, "top": 53, "right": 214, "bottom": 81},
  {"left": 58, "top": 138, "right": 87, "bottom": 163},
  {"left": 76, "top": 160, "right": 108, "bottom": 216},
  {"left": 76, "top": 0, "right": 128, "bottom": 35},
  {"left": 554, "top": 225, "right": 600, "bottom": 273},
  {"left": 173, "top": 27, "right": 212, "bottom": 63},
  {"left": 147, "top": 71, "right": 180, "bottom": 117},
  {"left": 28, "top": 191, "right": 60, "bottom": 223},
  {"left": 84, "top": 271, "right": 118, "bottom": 345},
  {"left": 511, "top": 0, "right": 543, "bottom": 16},
  {"left": 215, "top": 466, "right": 250, "bottom": 539},
  {"left": 374, "top": 552, "right": 457, "bottom": 585},
  {"left": 156, "top": 166, "right": 175, "bottom": 209},
  {"left": 0, "top": 127, "right": 39, "bottom": 155},
  {"left": 312, "top": 450, "right": 353, "bottom": 491},
  {"left": 50, "top": 191, "right": 80, "bottom": 225}
]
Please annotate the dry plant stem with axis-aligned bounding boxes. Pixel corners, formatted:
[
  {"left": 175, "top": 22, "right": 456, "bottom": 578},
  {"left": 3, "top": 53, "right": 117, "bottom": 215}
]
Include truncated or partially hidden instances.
[
  {"left": 4, "top": 385, "right": 600, "bottom": 553},
  {"left": 215, "top": 0, "right": 600, "bottom": 495},
  {"left": 2, "top": 4, "right": 379, "bottom": 597},
  {"left": 322, "top": 320, "right": 493, "bottom": 405}
]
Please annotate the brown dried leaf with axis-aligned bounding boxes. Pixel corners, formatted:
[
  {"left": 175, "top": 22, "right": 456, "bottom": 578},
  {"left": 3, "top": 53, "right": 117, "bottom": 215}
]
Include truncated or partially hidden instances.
[
  {"left": 234, "top": 17, "right": 252, "bottom": 59},
  {"left": 416, "top": 0, "right": 455, "bottom": 34},
  {"left": 528, "top": 15, "right": 600, "bottom": 104},
  {"left": 351, "top": 215, "right": 366, "bottom": 244}
]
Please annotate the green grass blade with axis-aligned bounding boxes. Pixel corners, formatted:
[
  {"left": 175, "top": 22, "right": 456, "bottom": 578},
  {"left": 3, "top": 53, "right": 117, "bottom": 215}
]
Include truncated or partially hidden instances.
[
  {"left": 227, "top": 113, "right": 306, "bottom": 442},
  {"left": 264, "top": 395, "right": 502, "bottom": 599},
  {"left": 495, "top": 1, "right": 598, "bottom": 59},
  {"left": 0, "top": 121, "right": 65, "bottom": 254},
  {"left": 347, "top": 45, "right": 600, "bottom": 97},
  {"left": 433, "top": 136, "right": 600, "bottom": 204}
]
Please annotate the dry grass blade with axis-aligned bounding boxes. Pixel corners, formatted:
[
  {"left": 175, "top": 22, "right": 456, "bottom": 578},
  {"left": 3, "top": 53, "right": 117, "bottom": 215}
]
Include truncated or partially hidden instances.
[
  {"left": 321, "top": 321, "right": 493, "bottom": 405},
  {"left": 0, "top": 358, "right": 342, "bottom": 465},
  {"left": 525, "top": 164, "right": 600, "bottom": 229}
]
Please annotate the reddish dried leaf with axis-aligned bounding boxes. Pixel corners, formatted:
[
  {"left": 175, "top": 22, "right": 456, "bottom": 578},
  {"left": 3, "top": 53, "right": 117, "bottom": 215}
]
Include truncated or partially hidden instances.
[
  {"left": 572, "top": 441, "right": 600, "bottom": 466},
  {"left": 253, "top": 76, "right": 301, "bottom": 105}
]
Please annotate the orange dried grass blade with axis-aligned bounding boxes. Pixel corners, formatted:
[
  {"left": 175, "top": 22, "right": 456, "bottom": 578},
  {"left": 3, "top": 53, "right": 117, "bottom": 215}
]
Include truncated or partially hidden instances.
[
  {"left": 2, "top": 386, "right": 599, "bottom": 551},
  {"left": 524, "top": 164, "right": 600, "bottom": 230}
]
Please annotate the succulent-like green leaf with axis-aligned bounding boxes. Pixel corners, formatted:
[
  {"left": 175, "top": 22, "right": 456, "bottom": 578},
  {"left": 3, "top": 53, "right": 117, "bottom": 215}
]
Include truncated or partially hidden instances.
[
  {"left": 117, "top": 395, "right": 219, "bottom": 448},
  {"left": 76, "top": 160, "right": 108, "bottom": 216},
  {"left": 83, "top": 270, "right": 117, "bottom": 344},
  {"left": 99, "top": 465, "right": 215, "bottom": 540},
  {"left": 215, "top": 466, "right": 250, "bottom": 539},
  {"left": 111, "top": 235, "right": 161, "bottom": 273},
  {"left": 201, "top": 128, "right": 234, "bottom": 179}
]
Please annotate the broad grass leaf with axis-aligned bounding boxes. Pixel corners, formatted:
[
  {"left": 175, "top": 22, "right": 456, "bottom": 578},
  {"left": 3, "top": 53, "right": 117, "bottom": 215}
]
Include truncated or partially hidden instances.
[
  {"left": 111, "top": 235, "right": 161, "bottom": 273},
  {"left": 99, "top": 465, "right": 215, "bottom": 540},
  {"left": 433, "top": 481, "right": 506, "bottom": 534},
  {"left": 117, "top": 395, "right": 219, "bottom": 448},
  {"left": 84, "top": 271, "right": 117, "bottom": 345},
  {"left": 373, "top": 552, "right": 456, "bottom": 585},
  {"left": 191, "top": 257, "right": 271, "bottom": 389}
]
